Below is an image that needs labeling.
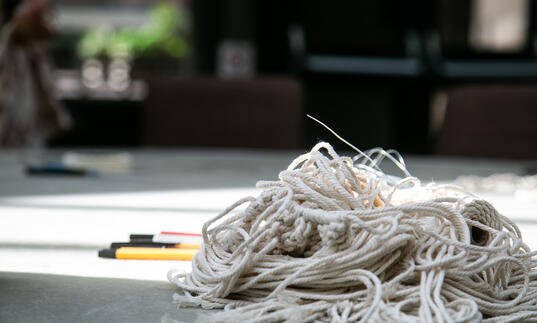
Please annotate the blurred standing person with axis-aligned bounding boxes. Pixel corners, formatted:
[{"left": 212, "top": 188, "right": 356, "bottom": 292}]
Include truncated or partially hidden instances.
[{"left": 0, "top": 0, "right": 70, "bottom": 150}]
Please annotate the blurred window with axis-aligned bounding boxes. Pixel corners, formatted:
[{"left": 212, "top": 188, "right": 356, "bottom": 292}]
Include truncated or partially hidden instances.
[{"left": 469, "top": 0, "right": 530, "bottom": 52}]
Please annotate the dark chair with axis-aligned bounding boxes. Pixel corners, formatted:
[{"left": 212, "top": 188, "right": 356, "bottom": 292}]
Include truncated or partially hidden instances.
[
  {"left": 435, "top": 84, "right": 537, "bottom": 159},
  {"left": 143, "top": 77, "right": 302, "bottom": 149}
]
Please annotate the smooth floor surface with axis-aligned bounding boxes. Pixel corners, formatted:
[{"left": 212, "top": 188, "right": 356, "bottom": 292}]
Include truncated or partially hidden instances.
[
  {"left": 2, "top": 148, "right": 537, "bottom": 322},
  {"left": 0, "top": 272, "right": 211, "bottom": 323}
]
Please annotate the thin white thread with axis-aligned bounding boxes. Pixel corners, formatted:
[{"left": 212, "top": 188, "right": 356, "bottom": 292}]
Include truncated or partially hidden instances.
[{"left": 169, "top": 143, "right": 537, "bottom": 322}]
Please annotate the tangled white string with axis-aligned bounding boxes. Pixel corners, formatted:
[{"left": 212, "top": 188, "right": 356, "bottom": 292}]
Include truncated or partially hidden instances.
[{"left": 168, "top": 142, "right": 537, "bottom": 322}]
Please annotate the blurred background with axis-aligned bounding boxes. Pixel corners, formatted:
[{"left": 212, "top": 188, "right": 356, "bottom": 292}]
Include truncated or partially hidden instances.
[
  {"left": 2, "top": 0, "right": 537, "bottom": 158},
  {"left": 5, "top": 1, "right": 537, "bottom": 306}
]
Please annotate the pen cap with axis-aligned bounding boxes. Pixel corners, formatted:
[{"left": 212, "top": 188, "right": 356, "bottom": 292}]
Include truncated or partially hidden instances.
[
  {"left": 130, "top": 234, "right": 153, "bottom": 240},
  {"left": 98, "top": 249, "right": 116, "bottom": 258}
]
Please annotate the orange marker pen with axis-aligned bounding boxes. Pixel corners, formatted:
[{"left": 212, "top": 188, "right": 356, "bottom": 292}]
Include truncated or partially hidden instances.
[{"left": 99, "top": 247, "right": 198, "bottom": 260}]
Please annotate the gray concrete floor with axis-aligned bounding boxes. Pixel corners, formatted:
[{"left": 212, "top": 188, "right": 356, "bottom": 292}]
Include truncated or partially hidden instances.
[
  {"left": 0, "top": 272, "right": 211, "bottom": 323},
  {"left": 1, "top": 148, "right": 537, "bottom": 322}
]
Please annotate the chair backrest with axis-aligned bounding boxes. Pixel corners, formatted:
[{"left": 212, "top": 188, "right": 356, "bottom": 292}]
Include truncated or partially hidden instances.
[
  {"left": 143, "top": 77, "right": 302, "bottom": 149},
  {"left": 435, "top": 84, "right": 537, "bottom": 159}
]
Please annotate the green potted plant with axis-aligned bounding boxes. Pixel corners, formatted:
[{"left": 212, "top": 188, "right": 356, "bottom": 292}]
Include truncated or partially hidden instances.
[{"left": 77, "top": 2, "right": 189, "bottom": 87}]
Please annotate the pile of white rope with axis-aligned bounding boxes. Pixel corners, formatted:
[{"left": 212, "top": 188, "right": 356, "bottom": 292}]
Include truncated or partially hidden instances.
[{"left": 168, "top": 142, "right": 537, "bottom": 322}]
